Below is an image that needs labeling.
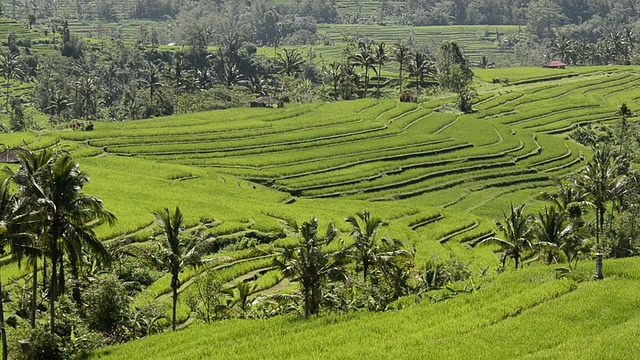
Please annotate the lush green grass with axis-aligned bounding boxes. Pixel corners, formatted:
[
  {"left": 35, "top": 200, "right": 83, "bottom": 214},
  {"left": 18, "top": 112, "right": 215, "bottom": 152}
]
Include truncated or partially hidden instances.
[
  {"left": 91, "top": 257, "right": 640, "bottom": 360},
  {"left": 4, "top": 65, "right": 639, "bottom": 343}
]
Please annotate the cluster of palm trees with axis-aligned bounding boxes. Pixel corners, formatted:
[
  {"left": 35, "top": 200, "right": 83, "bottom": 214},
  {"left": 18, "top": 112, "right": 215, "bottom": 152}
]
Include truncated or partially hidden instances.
[
  {"left": 0, "top": 148, "right": 115, "bottom": 358},
  {"left": 322, "top": 40, "right": 437, "bottom": 100},
  {"left": 481, "top": 144, "right": 635, "bottom": 278},
  {"left": 276, "top": 211, "right": 413, "bottom": 318},
  {"left": 551, "top": 28, "right": 635, "bottom": 65}
]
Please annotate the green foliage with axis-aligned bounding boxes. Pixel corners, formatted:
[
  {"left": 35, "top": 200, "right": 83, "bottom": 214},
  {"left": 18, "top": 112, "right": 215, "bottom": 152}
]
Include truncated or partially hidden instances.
[{"left": 85, "top": 274, "right": 132, "bottom": 333}]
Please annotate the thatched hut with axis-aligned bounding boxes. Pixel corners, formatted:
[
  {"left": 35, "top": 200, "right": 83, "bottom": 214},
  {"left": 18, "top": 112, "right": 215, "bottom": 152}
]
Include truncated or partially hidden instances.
[
  {"left": 251, "top": 96, "right": 284, "bottom": 108},
  {"left": 0, "top": 147, "right": 26, "bottom": 164},
  {"left": 543, "top": 61, "right": 567, "bottom": 69}
]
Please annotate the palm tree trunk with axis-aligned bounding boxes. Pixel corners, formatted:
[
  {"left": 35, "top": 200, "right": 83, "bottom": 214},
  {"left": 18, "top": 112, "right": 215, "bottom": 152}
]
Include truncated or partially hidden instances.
[
  {"left": 31, "top": 257, "right": 37, "bottom": 329},
  {"left": 71, "top": 259, "right": 81, "bottom": 304},
  {"left": 172, "top": 286, "right": 177, "bottom": 331},
  {"left": 376, "top": 64, "right": 382, "bottom": 99},
  {"left": 363, "top": 260, "right": 369, "bottom": 282},
  {"left": 303, "top": 287, "right": 310, "bottom": 318},
  {"left": 0, "top": 278, "right": 7, "bottom": 360},
  {"left": 50, "top": 237, "right": 57, "bottom": 336},
  {"left": 58, "top": 255, "right": 65, "bottom": 295},
  {"left": 398, "top": 63, "right": 403, "bottom": 92}
]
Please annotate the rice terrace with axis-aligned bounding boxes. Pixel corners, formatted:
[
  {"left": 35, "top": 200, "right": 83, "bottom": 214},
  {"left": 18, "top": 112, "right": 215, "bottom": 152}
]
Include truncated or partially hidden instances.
[{"left": 2, "top": 0, "right": 640, "bottom": 359}]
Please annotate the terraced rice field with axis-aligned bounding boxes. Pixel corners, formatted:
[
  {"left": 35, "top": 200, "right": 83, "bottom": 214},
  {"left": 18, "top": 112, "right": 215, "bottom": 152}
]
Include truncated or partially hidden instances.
[
  {"left": 92, "top": 257, "right": 640, "bottom": 359},
  {"left": 4, "top": 66, "right": 637, "bottom": 327}
]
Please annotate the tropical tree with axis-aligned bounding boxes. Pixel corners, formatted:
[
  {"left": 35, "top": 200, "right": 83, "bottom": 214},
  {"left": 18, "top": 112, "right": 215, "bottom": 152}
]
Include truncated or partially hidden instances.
[
  {"left": 616, "top": 102, "right": 633, "bottom": 155},
  {"left": 46, "top": 89, "right": 74, "bottom": 125},
  {"left": 323, "top": 61, "right": 342, "bottom": 100},
  {"left": 139, "top": 61, "right": 164, "bottom": 104},
  {"left": 551, "top": 34, "right": 574, "bottom": 64},
  {"left": 345, "top": 211, "right": 387, "bottom": 281},
  {"left": 407, "top": 51, "right": 436, "bottom": 93},
  {"left": 392, "top": 42, "right": 411, "bottom": 92},
  {"left": 575, "top": 145, "right": 627, "bottom": 279},
  {"left": 477, "top": 204, "right": 534, "bottom": 269},
  {"left": 226, "top": 282, "right": 258, "bottom": 318},
  {"left": 73, "top": 76, "right": 99, "bottom": 120},
  {"left": 0, "top": 52, "right": 24, "bottom": 110},
  {"left": 276, "top": 48, "right": 305, "bottom": 77},
  {"left": 275, "top": 218, "right": 348, "bottom": 318},
  {"left": 8, "top": 149, "right": 116, "bottom": 335},
  {"left": 534, "top": 205, "right": 573, "bottom": 264},
  {"left": 351, "top": 40, "right": 375, "bottom": 98},
  {"left": 372, "top": 42, "right": 388, "bottom": 98},
  {"left": 151, "top": 207, "right": 221, "bottom": 330},
  {"left": 474, "top": 55, "right": 495, "bottom": 69}
]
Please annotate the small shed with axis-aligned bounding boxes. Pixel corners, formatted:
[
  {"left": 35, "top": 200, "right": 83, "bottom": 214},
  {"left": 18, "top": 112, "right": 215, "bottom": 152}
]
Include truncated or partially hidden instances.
[
  {"left": 543, "top": 61, "right": 567, "bottom": 69},
  {"left": 0, "top": 147, "right": 26, "bottom": 164},
  {"left": 251, "top": 96, "right": 284, "bottom": 108}
]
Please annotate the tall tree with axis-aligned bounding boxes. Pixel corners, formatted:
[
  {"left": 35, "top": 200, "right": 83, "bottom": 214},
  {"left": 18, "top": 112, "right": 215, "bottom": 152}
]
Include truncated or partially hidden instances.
[
  {"left": 345, "top": 210, "right": 386, "bottom": 281},
  {"left": 151, "top": 207, "right": 219, "bottom": 330},
  {"left": 392, "top": 42, "right": 411, "bottom": 92},
  {"left": 351, "top": 40, "right": 375, "bottom": 98},
  {"left": 575, "top": 145, "right": 627, "bottom": 279},
  {"left": 9, "top": 149, "right": 116, "bottom": 335},
  {"left": 477, "top": 203, "right": 533, "bottom": 269},
  {"left": 437, "top": 41, "right": 474, "bottom": 111},
  {"left": 372, "top": 42, "right": 388, "bottom": 98},
  {"left": 0, "top": 53, "right": 24, "bottom": 110},
  {"left": 275, "top": 218, "right": 347, "bottom": 318},
  {"left": 276, "top": 48, "right": 305, "bottom": 77}
]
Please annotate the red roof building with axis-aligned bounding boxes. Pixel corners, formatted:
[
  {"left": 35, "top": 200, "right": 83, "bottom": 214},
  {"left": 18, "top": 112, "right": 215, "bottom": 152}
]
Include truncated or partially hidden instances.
[{"left": 543, "top": 61, "right": 567, "bottom": 69}]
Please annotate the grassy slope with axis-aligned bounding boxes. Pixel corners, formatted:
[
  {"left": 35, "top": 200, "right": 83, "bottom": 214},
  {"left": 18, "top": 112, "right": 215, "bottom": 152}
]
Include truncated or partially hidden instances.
[{"left": 92, "top": 258, "right": 640, "bottom": 360}]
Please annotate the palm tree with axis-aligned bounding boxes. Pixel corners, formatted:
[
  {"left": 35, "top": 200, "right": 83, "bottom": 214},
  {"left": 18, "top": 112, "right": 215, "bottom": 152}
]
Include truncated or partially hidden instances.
[
  {"left": 407, "top": 52, "right": 436, "bottom": 93},
  {"left": 0, "top": 53, "right": 24, "bottom": 110},
  {"left": 345, "top": 210, "right": 386, "bottom": 281},
  {"left": 276, "top": 48, "right": 305, "bottom": 77},
  {"left": 275, "top": 218, "right": 347, "bottom": 318},
  {"left": 474, "top": 55, "right": 495, "bottom": 69},
  {"left": 152, "top": 207, "right": 219, "bottom": 330},
  {"left": 139, "top": 61, "right": 164, "bottom": 104},
  {"left": 477, "top": 204, "right": 534, "bottom": 269},
  {"left": 227, "top": 282, "right": 258, "bottom": 318},
  {"left": 616, "top": 102, "right": 633, "bottom": 155},
  {"left": 392, "top": 42, "right": 411, "bottom": 92},
  {"left": 552, "top": 34, "right": 574, "bottom": 64},
  {"left": 372, "top": 42, "right": 388, "bottom": 98},
  {"left": 10, "top": 149, "right": 116, "bottom": 335},
  {"left": 534, "top": 205, "right": 574, "bottom": 264},
  {"left": 46, "top": 89, "right": 73, "bottom": 124},
  {"left": 323, "top": 62, "right": 342, "bottom": 100},
  {"left": 575, "top": 145, "right": 627, "bottom": 279},
  {"left": 351, "top": 40, "right": 375, "bottom": 98},
  {"left": 73, "top": 76, "right": 99, "bottom": 120}
]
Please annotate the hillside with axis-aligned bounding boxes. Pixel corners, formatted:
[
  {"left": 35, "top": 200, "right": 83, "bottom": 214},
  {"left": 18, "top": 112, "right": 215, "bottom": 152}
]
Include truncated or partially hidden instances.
[{"left": 91, "top": 257, "right": 640, "bottom": 360}]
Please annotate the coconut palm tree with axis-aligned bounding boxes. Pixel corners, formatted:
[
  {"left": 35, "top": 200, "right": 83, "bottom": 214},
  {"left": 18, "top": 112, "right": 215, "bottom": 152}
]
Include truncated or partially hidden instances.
[
  {"left": 534, "top": 205, "right": 574, "bottom": 264},
  {"left": 351, "top": 40, "right": 375, "bottom": 98},
  {"left": 392, "top": 42, "right": 411, "bottom": 92},
  {"left": 345, "top": 210, "right": 387, "bottom": 281},
  {"left": 275, "top": 218, "right": 348, "bottom": 318},
  {"left": 152, "top": 207, "right": 221, "bottom": 330},
  {"left": 575, "top": 145, "right": 627, "bottom": 279},
  {"left": 0, "top": 52, "right": 24, "bottom": 110},
  {"left": 477, "top": 204, "right": 534, "bottom": 269},
  {"left": 277, "top": 48, "right": 305, "bottom": 77},
  {"left": 407, "top": 52, "right": 436, "bottom": 93},
  {"left": 139, "top": 61, "right": 164, "bottom": 104},
  {"left": 616, "top": 102, "right": 633, "bottom": 155},
  {"left": 10, "top": 149, "right": 116, "bottom": 335},
  {"left": 227, "top": 282, "right": 258, "bottom": 318},
  {"left": 323, "top": 61, "right": 342, "bottom": 100},
  {"left": 372, "top": 42, "right": 388, "bottom": 98}
]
